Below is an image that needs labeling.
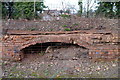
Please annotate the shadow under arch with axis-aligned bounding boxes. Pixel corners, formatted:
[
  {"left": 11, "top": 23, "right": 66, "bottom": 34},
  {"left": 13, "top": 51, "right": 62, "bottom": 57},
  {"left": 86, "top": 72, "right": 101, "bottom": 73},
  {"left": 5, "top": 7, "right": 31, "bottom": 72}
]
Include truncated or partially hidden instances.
[
  {"left": 19, "top": 42, "right": 89, "bottom": 60},
  {"left": 21, "top": 42, "right": 88, "bottom": 53}
]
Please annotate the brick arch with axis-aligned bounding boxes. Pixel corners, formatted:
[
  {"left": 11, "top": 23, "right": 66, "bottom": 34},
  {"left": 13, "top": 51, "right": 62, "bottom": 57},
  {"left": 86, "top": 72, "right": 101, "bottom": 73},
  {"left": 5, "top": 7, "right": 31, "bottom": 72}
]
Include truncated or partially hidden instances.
[{"left": 19, "top": 36, "right": 92, "bottom": 51}]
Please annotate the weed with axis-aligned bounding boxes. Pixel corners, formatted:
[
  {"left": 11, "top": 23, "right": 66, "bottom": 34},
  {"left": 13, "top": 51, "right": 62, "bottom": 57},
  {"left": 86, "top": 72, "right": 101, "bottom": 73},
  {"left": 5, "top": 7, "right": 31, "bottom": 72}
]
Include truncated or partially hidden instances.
[
  {"left": 8, "top": 69, "right": 25, "bottom": 78},
  {"left": 61, "top": 14, "right": 71, "bottom": 18},
  {"left": 39, "top": 51, "right": 45, "bottom": 56},
  {"left": 50, "top": 29, "right": 53, "bottom": 31},
  {"left": 73, "top": 23, "right": 79, "bottom": 26},
  {"left": 89, "top": 26, "right": 94, "bottom": 29},
  {"left": 62, "top": 25, "right": 68, "bottom": 27},
  {"left": 44, "top": 69, "right": 50, "bottom": 76},
  {"left": 64, "top": 28, "right": 71, "bottom": 31},
  {"left": 30, "top": 72, "right": 38, "bottom": 77},
  {"left": 27, "top": 27, "right": 38, "bottom": 31}
]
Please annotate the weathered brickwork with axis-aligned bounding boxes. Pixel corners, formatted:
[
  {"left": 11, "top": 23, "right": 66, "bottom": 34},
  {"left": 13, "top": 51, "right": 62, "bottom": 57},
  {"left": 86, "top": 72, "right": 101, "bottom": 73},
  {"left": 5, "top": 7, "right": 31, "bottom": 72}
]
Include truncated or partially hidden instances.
[{"left": 2, "top": 30, "right": 120, "bottom": 61}]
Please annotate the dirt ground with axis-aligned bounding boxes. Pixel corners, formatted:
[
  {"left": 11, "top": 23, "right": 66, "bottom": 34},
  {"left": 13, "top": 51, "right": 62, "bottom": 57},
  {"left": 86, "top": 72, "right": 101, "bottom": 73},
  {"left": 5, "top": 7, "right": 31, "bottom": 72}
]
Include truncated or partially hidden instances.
[
  {"left": 3, "top": 45, "right": 118, "bottom": 78},
  {"left": 2, "top": 17, "right": 119, "bottom": 31}
]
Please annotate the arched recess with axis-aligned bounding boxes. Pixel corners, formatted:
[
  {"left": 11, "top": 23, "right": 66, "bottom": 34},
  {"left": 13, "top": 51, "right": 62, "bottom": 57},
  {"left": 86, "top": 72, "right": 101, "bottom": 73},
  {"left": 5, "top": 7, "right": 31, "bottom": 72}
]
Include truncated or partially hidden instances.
[
  {"left": 17, "top": 37, "right": 92, "bottom": 60},
  {"left": 20, "top": 42, "right": 88, "bottom": 54},
  {"left": 19, "top": 42, "right": 89, "bottom": 60}
]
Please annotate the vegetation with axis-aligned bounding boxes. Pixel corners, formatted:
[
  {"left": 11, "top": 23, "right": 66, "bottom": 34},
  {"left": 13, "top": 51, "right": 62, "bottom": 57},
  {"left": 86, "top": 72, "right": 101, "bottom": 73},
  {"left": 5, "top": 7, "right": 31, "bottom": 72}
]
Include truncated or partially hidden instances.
[
  {"left": 26, "top": 27, "right": 38, "bottom": 31},
  {"left": 73, "top": 23, "right": 79, "bottom": 26},
  {"left": 61, "top": 14, "right": 71, "bottom": 18},
  {"left": 1, "top": 0, "right": 119, "bottom": 20},
  {"left": 62, "top": 25, "right": 68, "bottom": 27},
  {"left": 78, "top": 1, "right": 82, "bottom": 16},
  {"left": 64, "top": 28, "right": 71, "bottom": 31},
  {"left": 78, "top": 0, "right": 120, "bottom": 18},
  {"left": 95, "top": 2, "right": 120, "bottom": 18},
  {"left": 1, "top": 2, "right": 46, "bottom": 20},
  {"left": 50, "top": 29, "right": 53, "bottom": 31}
]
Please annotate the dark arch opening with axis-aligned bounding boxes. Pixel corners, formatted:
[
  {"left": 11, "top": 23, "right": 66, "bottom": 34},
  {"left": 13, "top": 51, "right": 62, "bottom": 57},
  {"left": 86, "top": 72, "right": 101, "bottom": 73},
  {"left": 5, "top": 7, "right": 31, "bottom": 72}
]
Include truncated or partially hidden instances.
[{"left": 20, "top": 42, "right": 89, "bottom": 60}]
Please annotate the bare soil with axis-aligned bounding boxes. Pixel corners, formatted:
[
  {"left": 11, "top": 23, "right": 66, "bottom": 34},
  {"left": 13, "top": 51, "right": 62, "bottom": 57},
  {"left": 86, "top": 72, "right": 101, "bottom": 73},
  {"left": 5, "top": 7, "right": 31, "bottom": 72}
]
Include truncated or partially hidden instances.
[
  {"left": 2, "top": 17, "right": 119, "bottom": 31},
  {"left": 3, "top": 45, "right": 118, "bottom": 78}
]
